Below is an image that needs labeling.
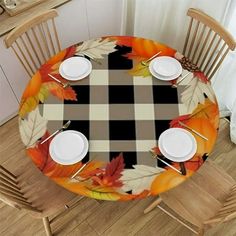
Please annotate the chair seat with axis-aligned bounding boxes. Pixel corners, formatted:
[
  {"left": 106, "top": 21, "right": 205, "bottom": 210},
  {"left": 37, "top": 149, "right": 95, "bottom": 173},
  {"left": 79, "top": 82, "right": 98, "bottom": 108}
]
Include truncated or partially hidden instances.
[
  {"left": 160, "top": 161, "right": 235, "bottom": 227},
  {"left": 16, "top": 161, "right": 79, "bottom": 219}
]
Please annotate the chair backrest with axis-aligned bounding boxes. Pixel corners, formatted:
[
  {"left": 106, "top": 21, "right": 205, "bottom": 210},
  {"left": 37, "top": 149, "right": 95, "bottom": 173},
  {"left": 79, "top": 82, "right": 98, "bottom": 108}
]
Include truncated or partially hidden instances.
[
  {"left": 205, "top": 184, "right": 236, "bottom": 226},
  {"left": 183, "top": 8, "right": 235, "bottom": 80},
  {"left": 0, "top": 165, "right": 41, "bottom": 213},
  {"left": 4, "top": 9, "right": 61, "bottom": 77}
]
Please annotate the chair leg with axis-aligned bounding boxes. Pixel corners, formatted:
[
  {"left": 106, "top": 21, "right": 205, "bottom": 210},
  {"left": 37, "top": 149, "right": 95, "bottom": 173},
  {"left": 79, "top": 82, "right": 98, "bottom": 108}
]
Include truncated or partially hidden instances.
[
  {"left": 144, "top": 197, "right": 162, "bottom": 214},
  {"left": 198, "top": 227, "right": 204, "bottom": 236},
  {"left": 43, "top": 217, "right": 52, "bottom": 236}
]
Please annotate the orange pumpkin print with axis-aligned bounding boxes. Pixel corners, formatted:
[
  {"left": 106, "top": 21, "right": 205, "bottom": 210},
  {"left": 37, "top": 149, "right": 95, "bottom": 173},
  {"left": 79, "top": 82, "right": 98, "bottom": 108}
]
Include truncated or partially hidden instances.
[
  {"left": 127, "top": 38, "right": 176, "bottom": 61},
  {"left": 185, "top": 118, "right": 217, "bottom": 155},
  {"left": 131, "top": 38, "right": 176, "bottom": 59},
  {"left": 191, "top": 99, "right": 219, "bottom": 129},
  {"left": 151, "top": 169, "right": 194, "bottom": 195}
]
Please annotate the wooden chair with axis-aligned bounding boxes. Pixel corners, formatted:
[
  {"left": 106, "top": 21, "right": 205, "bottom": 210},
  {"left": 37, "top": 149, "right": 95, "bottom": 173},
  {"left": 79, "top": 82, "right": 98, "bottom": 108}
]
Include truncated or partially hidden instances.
[
  {"left": 144, "top": 161, "right": 236, "bottom": 235},
  {"left": 4, "top": 9, "right": 61, "bottom": 77},
  {"left": 0, "top": 164, "right": 83, "bottom": 236},
  {"left": 183, "top": 8, "right": 235, "bottom": 80}
]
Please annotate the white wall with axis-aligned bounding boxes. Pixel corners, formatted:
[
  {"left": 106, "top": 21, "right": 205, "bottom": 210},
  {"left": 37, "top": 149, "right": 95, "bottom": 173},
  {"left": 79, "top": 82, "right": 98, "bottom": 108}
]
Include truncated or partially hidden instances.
[{"left": 0, "top": 0, "right": 123, "bottom": 124}]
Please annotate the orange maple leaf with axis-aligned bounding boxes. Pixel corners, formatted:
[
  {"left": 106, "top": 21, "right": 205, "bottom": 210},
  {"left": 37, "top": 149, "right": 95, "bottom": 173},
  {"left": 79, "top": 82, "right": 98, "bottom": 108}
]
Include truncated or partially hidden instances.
[
  {"left": 52, "top": 177, "right": 91, "bottom": 196},
  {"left": 44, "top": 163, "right": 84, "bottom": 178},
  {"left": 44, "top": 81, "right": 77, "bottom": 101},
  {"left": 92, "top": 153, "right": 125, "bottom": 188},
  {"left": 78, "top": 161, "right": 105, "bottom": 179}
]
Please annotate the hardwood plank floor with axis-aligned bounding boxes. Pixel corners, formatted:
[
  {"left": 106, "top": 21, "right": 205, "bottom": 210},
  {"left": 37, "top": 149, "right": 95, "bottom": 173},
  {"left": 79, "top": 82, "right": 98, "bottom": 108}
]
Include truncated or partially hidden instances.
[
  {"left": 0, "top": 117, "right": 236, "bottom": 235},
  {"left": 88, "top": 200, "right": 138, "bottom": 234}
]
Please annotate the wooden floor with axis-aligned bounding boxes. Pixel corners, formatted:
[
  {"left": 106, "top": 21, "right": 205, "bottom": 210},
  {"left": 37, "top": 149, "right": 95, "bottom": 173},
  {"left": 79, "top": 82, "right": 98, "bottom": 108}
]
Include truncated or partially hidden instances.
[{"left": 0, "top": 117, "right": 236, "bottom": 236}]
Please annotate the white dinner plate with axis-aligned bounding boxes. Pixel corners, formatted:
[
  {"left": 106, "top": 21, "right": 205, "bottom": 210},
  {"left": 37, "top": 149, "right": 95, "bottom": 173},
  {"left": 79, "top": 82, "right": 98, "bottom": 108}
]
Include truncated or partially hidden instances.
[
  {"left": 149, "top": 56, "right": 182, "bottom": 81},
  {"left": 59, "top": 57, "right": 92, "bottom": 81},
  {"left": 158, "top": 128, "right": 197, "bottom": 162},
  {"left": 49, "top": 130, "right": 89, "bottom": 165}
]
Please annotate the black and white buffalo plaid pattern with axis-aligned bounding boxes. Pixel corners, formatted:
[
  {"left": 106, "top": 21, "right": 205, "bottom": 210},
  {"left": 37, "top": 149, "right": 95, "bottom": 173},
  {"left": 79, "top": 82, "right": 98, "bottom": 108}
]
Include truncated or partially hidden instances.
[{"left": 40, "top": 46, "right": 189, "bottom": 168}]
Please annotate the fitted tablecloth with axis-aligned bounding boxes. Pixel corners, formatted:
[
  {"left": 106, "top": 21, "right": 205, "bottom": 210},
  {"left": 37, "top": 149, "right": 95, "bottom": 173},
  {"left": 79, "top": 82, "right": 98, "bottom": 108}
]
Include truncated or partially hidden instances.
[{"left": 19, "top": 36, "right": 219, "bottom": 201}]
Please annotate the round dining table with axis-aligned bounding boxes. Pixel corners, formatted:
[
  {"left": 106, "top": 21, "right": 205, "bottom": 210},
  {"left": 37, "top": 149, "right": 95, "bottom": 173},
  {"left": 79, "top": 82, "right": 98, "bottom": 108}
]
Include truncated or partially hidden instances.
[{"left": 18, "top": 36, "right": 219, "bottom": 201}]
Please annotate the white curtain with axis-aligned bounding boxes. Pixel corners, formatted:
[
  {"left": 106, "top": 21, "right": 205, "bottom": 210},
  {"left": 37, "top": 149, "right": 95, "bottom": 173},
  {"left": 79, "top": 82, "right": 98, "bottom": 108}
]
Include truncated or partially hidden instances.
[{"left": 123, "top": 0, "right": 236, "bottom": 143}]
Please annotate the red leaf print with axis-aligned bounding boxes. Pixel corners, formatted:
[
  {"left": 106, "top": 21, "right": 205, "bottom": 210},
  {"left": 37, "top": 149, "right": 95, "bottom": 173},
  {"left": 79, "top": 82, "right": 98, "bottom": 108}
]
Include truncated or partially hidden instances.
[
  {"left": 46, "top": 46, "right": 76, "bottom": 66},
  {"left": 170, "top": 114, "right": 191, "bottom": 128},
  {"left": 167, "top": 155, "right": 204, "bottom": 172},
  {"left": 26, "top": 147, "right": 46, "bottom": 170},
  {"left": 108, "top": 36, "right": 134, "bottom": 47},
  {"left": 170, "top": 78, "right": 178, "bottom": 85},
  {"left": 151, "top": 146, "right": 162, "bottom": 156},
  {"left": 194, "top": 71, "right": 208, "bottom": 83},
  {"left": 40, "top": 67, "right": 67, "bottom": 84},
  {"left": 39, "top": 64, "right": 52, "bottom": 79},
  {"left": 26, "top": 131, "right": 56, "bottom": 172},
  {"left": 105, "top": 153, "right": 125, "bottom": 180},
  {"left": 63, "top": 46, "right": 76, "bottom": 60},
  {"left": 92, "top": 153, "right": 125, "bottom": 188}
]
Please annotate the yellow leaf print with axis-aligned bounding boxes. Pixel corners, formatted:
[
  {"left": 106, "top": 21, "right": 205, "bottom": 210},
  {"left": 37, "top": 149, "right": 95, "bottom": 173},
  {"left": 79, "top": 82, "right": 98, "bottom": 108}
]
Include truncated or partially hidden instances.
[
  {"left": 19, "top": 84, "right": 49, "bottom": 117},
  {"left": 128, "top": 63, "right": 151, "bottom": 77}
]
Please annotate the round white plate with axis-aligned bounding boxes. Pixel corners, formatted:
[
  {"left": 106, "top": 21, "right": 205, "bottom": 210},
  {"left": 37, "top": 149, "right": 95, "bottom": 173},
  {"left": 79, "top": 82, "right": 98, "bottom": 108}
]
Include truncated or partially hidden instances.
[
  {"left": 49, "top": 130, "right": 89, "bottom": 165},
  {"left": 149, "top": 56, "right": 182, "bottom": 81},
  {"left": 59, "top": 57, "right": 92, "bottom": 81},
  {"left": 158, "top": 128, "right": 197, "bottom": 162}
]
